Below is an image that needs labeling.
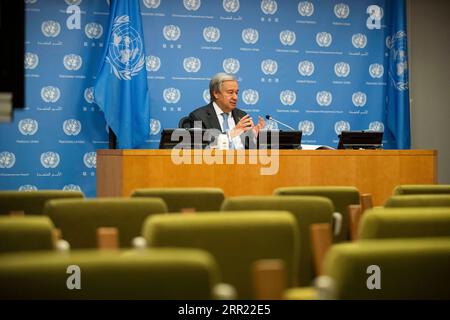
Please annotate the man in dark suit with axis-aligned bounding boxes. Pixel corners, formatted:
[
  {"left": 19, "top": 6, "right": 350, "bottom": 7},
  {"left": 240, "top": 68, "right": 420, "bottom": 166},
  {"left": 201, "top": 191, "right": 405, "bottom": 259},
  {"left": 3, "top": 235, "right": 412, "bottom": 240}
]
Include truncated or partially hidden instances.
[{"left": 187, "top": 73, "right": 264, "bottom": 149}]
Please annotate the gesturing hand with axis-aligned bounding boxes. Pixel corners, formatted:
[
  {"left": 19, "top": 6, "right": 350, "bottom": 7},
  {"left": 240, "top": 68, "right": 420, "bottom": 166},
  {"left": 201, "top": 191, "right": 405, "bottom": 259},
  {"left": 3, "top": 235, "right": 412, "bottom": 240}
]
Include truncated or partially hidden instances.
[{"left": 230, "top": 114, "right": 254, "bottom": 138}]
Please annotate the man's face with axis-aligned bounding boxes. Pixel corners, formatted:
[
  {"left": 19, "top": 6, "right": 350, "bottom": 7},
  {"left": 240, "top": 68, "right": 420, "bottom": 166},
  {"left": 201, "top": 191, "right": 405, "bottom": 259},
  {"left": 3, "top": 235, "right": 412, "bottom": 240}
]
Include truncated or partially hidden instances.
[{"left": 213, "top": 80, "right": 238, "bottom": 113}]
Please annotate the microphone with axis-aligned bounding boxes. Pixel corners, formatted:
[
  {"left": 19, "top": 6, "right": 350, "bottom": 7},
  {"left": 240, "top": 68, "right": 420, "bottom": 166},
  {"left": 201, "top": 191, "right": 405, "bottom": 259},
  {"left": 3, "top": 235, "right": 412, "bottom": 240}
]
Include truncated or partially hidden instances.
[{"left": 265, "top": 115, "right": 296, "bottom": 131}]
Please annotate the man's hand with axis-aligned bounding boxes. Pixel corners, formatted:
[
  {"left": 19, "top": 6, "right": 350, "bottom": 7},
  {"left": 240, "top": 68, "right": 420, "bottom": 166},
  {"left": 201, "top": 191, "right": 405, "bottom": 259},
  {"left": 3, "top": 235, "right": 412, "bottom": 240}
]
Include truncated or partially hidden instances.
[
  {"left": 252, "top": 116, "right": 265, "bottom": 137},
  {"left": 230, "top": 114, "right": 253, "bottom": 138}
]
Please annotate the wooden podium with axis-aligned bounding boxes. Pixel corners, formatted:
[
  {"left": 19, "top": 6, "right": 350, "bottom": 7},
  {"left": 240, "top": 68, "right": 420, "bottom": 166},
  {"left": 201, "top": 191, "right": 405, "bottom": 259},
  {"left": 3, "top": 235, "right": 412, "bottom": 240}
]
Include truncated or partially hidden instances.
[{"left": 96, "top": 149, "right": 437, "bottom": 206}]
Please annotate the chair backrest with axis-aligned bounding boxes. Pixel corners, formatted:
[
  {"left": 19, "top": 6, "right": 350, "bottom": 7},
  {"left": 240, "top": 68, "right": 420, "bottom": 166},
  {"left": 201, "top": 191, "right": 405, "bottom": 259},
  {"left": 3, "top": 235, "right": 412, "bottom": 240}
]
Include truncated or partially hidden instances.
[
  {"left": 44, "top": 198, "right": 167, "bottom": 249},
  {"left": 324, "top": 238, "right": 450, "bottom": 299},
  {"left": 0, "top": 216, "right": 55, "bottom": 253},
  {"left": 131, "top": 188, "right": 225, "bottom": 212},
  {"left": 178, "top": 116, "right": 191, "bottom": 129},
  {"left": 384, "top": 194, "right": 450, "bottom": 207},
  {"left": 0, "top": 190, "right": 84, "bottom": 215},
  {"left": 393, "top": 184, "right": 450, "bottom": 195},
  {"left": 274, "top": 186, "right": 360, "bottom": 242},
  {"left": 143, "top": 211, "right": 298, "bottom": 299},
  {"left": 0, "top": 248, "right": 219, "bottom": 299},
  {"left": 359, "top": 207, "right": 450, "bottom": 239},
  {"left": 221, "top": 195, "right": 334, "bottom": 286}
]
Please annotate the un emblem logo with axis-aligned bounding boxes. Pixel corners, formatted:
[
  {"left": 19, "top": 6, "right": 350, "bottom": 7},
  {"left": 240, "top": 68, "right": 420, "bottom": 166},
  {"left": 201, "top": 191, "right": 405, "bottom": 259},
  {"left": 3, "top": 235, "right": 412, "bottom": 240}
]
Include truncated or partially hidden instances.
[
  {"left": 25, "top": 0, "right": 38, "bottom": 4},
  {"left": 369, "top": 121, "right": 384, "bottom": 132},
  {"left": 19, "top": 185, "right": 38, "bottom": 192},
  {"left": 298, "top": 60, "right": 315, "bottom": 77},
  {"left": 41, "top": 20, "right": 61, "bottom": 37},
  {"left": 63, "top": 119, "right": 82, "bottom": 136},
  {"left": 108, "top": 16, "right": 146, "bottom": 80},
  {"left": 65, "top": 0, "right": 81, "bottom": 5},
  {"left": 316, "top": 91, "right": 333, "bottom": 106},
  {"left": 298, "top": 120, "right": 315, "bottom": 136},
  {"left": 83, "top": 152, "right": 96, "bottom": 169},
  {"left": 352, "top": 92, "right": 367, "bottom": 107},
  {"left": 163, "top": 25, "right": 181, "bottom": 41},
  {"left": 261, "top": 59, "right": 278, "bottom": 75},
  {"left": 150, "top": 118, "right": 161, "bottom": 135},
  {"left": 143, "top": 0, "right": 161, "bottom": 9},
  {"left": 334, "top": 3, "right": 350, "bottom": 19},
  {"left": 280, "top": 90, "right": 296, "bottom": 106},
  {"left": 84, "top": 87, "right": 94, "bottom": 104},
  {"left": 335, "top": 121, "right": 351, "bottom": 135},
  {"left": 334, "top": 62, "right": 350, "bottom": 77},
  {"left": 85, "top": 23, "right": 103, "bottom": 39},
  {"left": 41, "top": 86, "right": 61, "bottom": 103},
  {"left": 279, "top": 30, "right": 296, "bottom": 46},
  {"left": 222, "top": 58, "right": 240, "bottom": 74},
  {"left": 242, "top": 89, "right": 259, "bottom": 105},
  {"left": 298, "top": 1, "right": 314, "bottom": 17},
  {"left": 184, "top": 0, "right": 201, "bottom": 11},
  {"left": 18, "top": 118, "right": 39, "bottom": 136},
  {"left": 369, "top": 63, "right": 384, "bottom": 78},
  {"left": 63, "top": 54, "right": 83, "bottom": 71},
  {"left": 183, "top": 57, "right": 201, "bottom": 73},
  {"left": 63, "top": 184, "right": 82, "bottom": 192},
  {"left": 388, "top": 31, "right": 409, "bottom": 91},
  {"left": 40, "top": 152, "right": 60, "bottom": 169},
  {"left": 316, "top": 32, "right": 332, "bottom": 47},
  {"left": 352, "top": 33, "right": 367, "bottom": 49},
  {"left": 24, "top": 53, "right": 39, "bottom": 70},
  {"left": 163, "top": 88, "right": 181, "bottom": 104},
  {"left": 223, "top": 0, "right": 240, "bottom": 13},
  {"left": 0, "top": 151, "right": 16, "bottom": 169},
  {"left": 242, "top": 28, "right": 259, "bottom": 45},
  {"left": 146, "top": 55, "right": 161, "bottom": 72},
  {"left": 261, "top": 0, "right": 278, "bottom": 15},
  {"left": 264, "top": 119, "right": 278, "bottom": 130},
  {"left": 203, "top": 89, "right": 210, "bottom": 103},
  {"left": 203, "top": 26, "right": 220, "bottom": 43}
]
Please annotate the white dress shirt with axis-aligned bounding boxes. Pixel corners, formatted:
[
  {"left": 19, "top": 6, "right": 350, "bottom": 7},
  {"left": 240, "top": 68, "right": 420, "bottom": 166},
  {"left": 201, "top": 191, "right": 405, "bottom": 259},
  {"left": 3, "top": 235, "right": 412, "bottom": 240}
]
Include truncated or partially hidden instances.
[{"left": 212, "top": 102, "right": 245, "bottom": 149}]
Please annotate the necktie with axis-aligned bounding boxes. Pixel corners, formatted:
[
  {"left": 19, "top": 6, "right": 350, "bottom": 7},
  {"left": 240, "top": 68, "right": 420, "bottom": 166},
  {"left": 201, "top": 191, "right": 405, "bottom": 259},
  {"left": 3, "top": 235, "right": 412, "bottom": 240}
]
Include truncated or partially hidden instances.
[{"left": 221, "top": 113, "right": 234, "bottom": 149}]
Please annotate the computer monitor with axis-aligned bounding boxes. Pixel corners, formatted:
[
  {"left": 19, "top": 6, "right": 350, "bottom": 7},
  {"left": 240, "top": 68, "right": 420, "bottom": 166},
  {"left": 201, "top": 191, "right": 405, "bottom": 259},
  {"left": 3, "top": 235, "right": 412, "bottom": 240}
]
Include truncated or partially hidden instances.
[
  {"left": 337, "top": 131, "right": 383, "bottom": 149},
  {"left": 159, "top": 128, "right": 214, "bottom": 149},
  {"left": 257, "top": 130, "right": 302, "bottom": 149}
]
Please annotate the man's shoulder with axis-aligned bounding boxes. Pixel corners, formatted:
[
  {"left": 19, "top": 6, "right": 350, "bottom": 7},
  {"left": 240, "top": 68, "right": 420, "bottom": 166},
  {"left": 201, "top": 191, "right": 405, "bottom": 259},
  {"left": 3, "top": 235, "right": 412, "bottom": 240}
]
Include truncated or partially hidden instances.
[{"left": 189, "top": 103, "right": 212, "bottom": 117}]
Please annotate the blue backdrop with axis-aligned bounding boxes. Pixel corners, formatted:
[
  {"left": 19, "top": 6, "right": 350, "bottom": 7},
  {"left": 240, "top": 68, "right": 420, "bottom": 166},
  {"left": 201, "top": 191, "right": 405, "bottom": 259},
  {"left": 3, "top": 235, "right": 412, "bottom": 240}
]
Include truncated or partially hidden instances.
[{"left": 0, "top": 0, "right": 410, "bottom": 197}]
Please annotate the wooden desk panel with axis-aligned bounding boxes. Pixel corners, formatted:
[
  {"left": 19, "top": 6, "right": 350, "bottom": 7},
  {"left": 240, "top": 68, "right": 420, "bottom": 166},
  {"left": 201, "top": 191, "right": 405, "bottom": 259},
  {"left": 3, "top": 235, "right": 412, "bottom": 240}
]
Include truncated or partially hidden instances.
[{"left": 97, "top": 149, "right": 437, "bottom": 206}]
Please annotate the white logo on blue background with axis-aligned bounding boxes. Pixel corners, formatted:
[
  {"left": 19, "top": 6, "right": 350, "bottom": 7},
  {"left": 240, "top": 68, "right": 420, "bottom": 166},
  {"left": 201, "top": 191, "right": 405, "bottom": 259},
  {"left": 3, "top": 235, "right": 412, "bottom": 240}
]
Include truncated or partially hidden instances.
[
  {"left": 40, "top": 152, "right": 60, "bottom": 169},
  {"left": 369, "top": 121, "right": 384, "bottom": 132},
  {"left": 150, "top": 118, "right": 161, "bottom": 135},
  {"left": 24, "top": 53, "right": 39, "bottom": 70},
  {"left": 280, "top": 90, "right": 296, "bottom": 106},
  {"left": 316, "top": 91, "right": 333, "bottom": 106},
  {"left": 203, "top": 89, "right": 210, "bottom": 103},
  {"left": 65, "top": 0, "right": 82, "bottom": 5},
  {"left": 388, "top": 31, "right": 409, "bottom": 91},
  {"left": 222, "top": 58, "right": 240, "bottom": 74},
  {"left": 298, "top": 120, "right": 315, "bottom": 136},
  {"left": 352, "top": 33, "right": 367, "bottom": 49},
  {"left": 334, "top": 3, "right": 350, "bottom": 19},
  {"left": 63, "top": 184, "right": 82, "bottom": 192},
  {"left": 298, "top": 60, "right": 315, "bottom": 76},
  {"left": 298, "top": 1, "right": 314, "bottom": 17},
  {"left": 41, "top": 86, "right": 61, "bottom": 103},
  {"left": 146, "top": 55, "right": 161, "bottom": 72},
  {"left": 261, "top": 0, "right": 278, "bottom": 15},
  {"left": 143, "top": 0, "right": 160, "bottom": 9},
  {"left": 83, "top": 152, "right": 96, "bottom": 169},
  {"left": 223, "top": 0, "right": 240, "bottom": 13},
  {"left": 19, "top": 185, "right": 38, "bottom": 192},
  {"left": 242, "top": 89, "right": 259, "bottom": 105},
  {"left": 85, "top": 22, "right": 103, "bottom": 39},
  {"left": 184, "top": 0, "right": 201, "bottom": 11},
  {"left": 63, "top": 54, "right": 83, "bottom": 71},
  {"left": 261, "top": 59, "right": 278, "bottom": 75},
  {"left": 0, "top": 152, "right": 15, "bottom": 169},
  {"left": 316, "top": 32, "right": 332, "bottom": 47},
  {"left": 264, "top": 119, "right": 278, "bottom": 130},
  {"left": 203, "top": 26, "right": 221, "bottom": 43},
  {"left": 335, "top": 121, "right": 351, "bottom": 135},
  {"left": 163, "top": 88, "right": 181, "bottom": 104},
  {"left": 279, "top": 30, "right": 296, "bottom": 46},
  {"left": 25, "top": 0, "right": 38, "bottom": 4},
  {"left": 108, "top": 16, "right": 146, "bottom": 80},
  {"left": 183, "top": 57, "right": 201, "bottom": 73},
  {"left": 63, "top": 119, "right": 82, "bottom": 136},
  {"left": 367, "top": 5, "right": 383, "bottom": 30},
  {"left": 242, "top": 28, "right": 259, "bottom": 45},
  {"left": 41, "top": 20, "right": 61, "bottom": 37},
  {"left": 334, "top": 62, "right": 350, "bottom": 77},
  {"left": 84, "top": 87, "right": 94, "bottom": 104},
  {"left": 369, "top": 63, "right": 384, "bottom": 78},
  {"left": 163, "top": 25, "right": 181, "bottom": 41},
  {"left": 352, "top": 92, "right": 367, "bottom": 107},
  {"left": 18, "top": 118, "right": 39, "bottom": 136}
]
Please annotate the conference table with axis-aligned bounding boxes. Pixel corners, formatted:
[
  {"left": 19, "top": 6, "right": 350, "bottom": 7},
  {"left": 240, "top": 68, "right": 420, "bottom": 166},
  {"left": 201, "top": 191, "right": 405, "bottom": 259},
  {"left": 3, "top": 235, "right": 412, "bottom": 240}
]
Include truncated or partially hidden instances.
[{"left": 96, "top": 149, "right": 437, "bottom": 206}]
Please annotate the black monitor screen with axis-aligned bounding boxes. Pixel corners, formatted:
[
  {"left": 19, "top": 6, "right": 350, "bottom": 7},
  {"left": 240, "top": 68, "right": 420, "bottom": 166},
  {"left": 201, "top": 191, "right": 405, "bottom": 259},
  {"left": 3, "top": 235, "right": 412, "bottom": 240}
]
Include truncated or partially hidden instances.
[
  {"left": 337, "top": 131, "right": 383, "bottom": 149},
  {"left": 257, "top": 130, "right": 302, "bottom": 149},
  {"left": 159, "top": 129, "right": 214, "bottom": 149}
]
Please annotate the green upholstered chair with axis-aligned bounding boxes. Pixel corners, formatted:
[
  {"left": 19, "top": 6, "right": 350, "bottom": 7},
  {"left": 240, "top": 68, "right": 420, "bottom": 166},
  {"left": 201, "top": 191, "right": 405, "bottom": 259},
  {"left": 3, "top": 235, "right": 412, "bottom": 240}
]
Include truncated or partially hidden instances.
[
  {"left": 0, "top": 248, "right": 220, "bottom": 299},
  {"left": 44, "top": 198, "right": 167, "bottom": 249},
  {"left": 0, "top": 216, "right": 55, "bottom": 253},
  {"left": 143, "top": 211, "right": 298, "bottom": 299},
  {"left": 393, "top": 184, "right": 450, "bottom": 195},
  {"left": 359, "top": 207, "right": 450, "bottom": 239},
  {"left": 384, "top": 194, "right": 450, "bottom": 208},
  {"left": 221, "top": 195, "right": 334, "bottom": 287},
  {"left": 274, "top": 186, "right": 360, "bottom": 242},
  {"left": 0, "top": 190, "right": 84, "bottom": 215},
  {"left": 130, "top": 187, "right": 225, "bottom": 212}
]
